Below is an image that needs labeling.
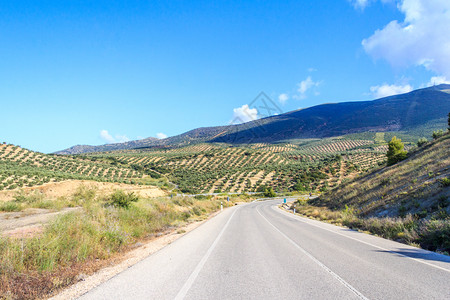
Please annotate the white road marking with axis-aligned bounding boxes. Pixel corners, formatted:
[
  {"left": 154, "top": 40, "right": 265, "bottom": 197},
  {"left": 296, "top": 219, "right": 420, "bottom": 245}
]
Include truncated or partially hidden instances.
[
  {"left": 274, "top": 205, "right": 450, "bottom": 274},
  {"left": 257, "top": 207, "right": 369, "bottom": 300},
  {"left": 174, "top": 207, "right": 239, "bottom": 300}
]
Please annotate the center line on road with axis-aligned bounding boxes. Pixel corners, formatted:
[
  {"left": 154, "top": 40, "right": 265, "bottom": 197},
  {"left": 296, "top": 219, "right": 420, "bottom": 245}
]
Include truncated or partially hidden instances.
[
  {"left": 257, "top": 207, "right": 369, "bottom": 300},
  {"left": 174, "top": 207, "right": 239, "bottom": 300}
]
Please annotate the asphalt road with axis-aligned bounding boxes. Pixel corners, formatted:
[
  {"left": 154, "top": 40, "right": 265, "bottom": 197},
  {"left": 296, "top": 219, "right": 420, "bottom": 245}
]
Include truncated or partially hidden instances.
[{"left": 80, "top": 199, "right": 450, "bottom": 299}]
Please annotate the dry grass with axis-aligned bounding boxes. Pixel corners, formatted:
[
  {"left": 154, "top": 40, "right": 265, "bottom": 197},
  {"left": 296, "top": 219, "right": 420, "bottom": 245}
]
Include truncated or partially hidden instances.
[
  {"left": 293, "top": 135, "right": 450, "bottom": 255},
  {"left": 315, "top": 134, "right": 450, "bottom": 218},
  {"left": 293, "top": 203, "right": 449, "bottom": 255},
  {"left": 0, "top": 180, "right": 166, "bottom": 203},
  {"left": 0, "top": 187, "right": 237, "bottom": 299}
]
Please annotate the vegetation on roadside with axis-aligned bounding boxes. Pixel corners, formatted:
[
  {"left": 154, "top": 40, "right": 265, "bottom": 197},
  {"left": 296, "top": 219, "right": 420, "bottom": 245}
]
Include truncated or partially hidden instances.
[
  {"left": 291, "top": 131, "right": 450, "bottom": 255},
  {"left": 291, "top": 203, "right": 449, "bottom": 254},
  {"left": 315, "top": 133, "right": 449, "bottom": 218},
  {"left": 0, "top": 186, "right": 238, "bottom": 299},
  {"left": 0, "top": 190, "right": 77, "bottom": 212},
  {"left": 107, "top": 190, "right": 139, "bottom": 209},
  {"left": 262, "top": 186, "right": 277, "bottom": 198}
]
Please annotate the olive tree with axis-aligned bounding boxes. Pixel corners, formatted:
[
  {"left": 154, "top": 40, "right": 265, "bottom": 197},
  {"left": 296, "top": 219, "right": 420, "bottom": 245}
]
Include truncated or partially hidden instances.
[{"left": 386, "top": 136, "right": 407, "bottom": 166}]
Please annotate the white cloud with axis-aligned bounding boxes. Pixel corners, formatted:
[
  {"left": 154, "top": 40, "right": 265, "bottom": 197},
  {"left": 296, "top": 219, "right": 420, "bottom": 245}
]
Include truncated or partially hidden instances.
[
  {"left": 100, "top": 130, "right": 115, "bottom": 143},
  {"left": 115, "top": 135, "right": 130, "bottom": 143},
  {"left": 296, "top": 76, "right": 321, "bottom": 99},
  {"left": 231, "top": 104, "right": 258, "bottom": 124},
  {"left": 349, "top": 0, "right": 371, "bottom": 9},
  {"left": 426, "top": 76, "right": 450, "bottom": 87},
  {"left": 100, "top": 130, "right": 130, "bottom": 143},
  {"left": 349, "top": 0, "right": 395, "bottom": 10},
  {"left": 278, "top": 93, "right": 289, "bottom": 104},
  {"left": 362, "top": 0, "right": 450, "bottom": 79},
  {"left": 298, "top": 77, "right": 314, "bottom": 94},
  {"left": 370, "top": 83, "right": 413, "bottom": 98},
  {"left": 156, "top": 132, "right": 168, "bottom": 139}
]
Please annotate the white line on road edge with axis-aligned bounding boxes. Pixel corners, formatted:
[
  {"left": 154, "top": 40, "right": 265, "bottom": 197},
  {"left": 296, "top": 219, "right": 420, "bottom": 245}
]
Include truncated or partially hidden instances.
[
  {"left": 174, "top": 207, "right": 239, "bottom": 300},
  {"left": 274, "top": 205, "right": 450, "bottom": 274},
  {"left": 257, "top": 207, "right": 369, "bottom": 300}
]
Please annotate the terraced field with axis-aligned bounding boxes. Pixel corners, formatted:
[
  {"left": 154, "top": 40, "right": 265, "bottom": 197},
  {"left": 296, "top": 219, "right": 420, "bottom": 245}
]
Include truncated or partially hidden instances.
[
  {"left": 0, "top": 143, "right": 144, "bottom": 190},
  {"left": 1, "top": 134, "right": 403, "bottom": 194},
  {"left": 84, "top": 136, "right": 396, "bottom": 194}
]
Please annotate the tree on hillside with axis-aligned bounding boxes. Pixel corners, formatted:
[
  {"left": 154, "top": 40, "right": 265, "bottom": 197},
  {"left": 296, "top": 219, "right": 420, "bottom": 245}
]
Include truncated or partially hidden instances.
[
  {"left": 263, "top": 186, "right": 276, "bottom": 197},
  {"left": 387, "top": 136, "right": 407, "bottom": 166},
  {"left": 448, "top": 112, "right": 450, "bottom": 131},
  {"left": 293, "top": 181, "right": 307, "bottom": 192},
  {"left": 432, "top": 130, "right": 444, "bottom": 140},
  {"left": 417, "top": 137, "right": 428, "bottom": 147}
]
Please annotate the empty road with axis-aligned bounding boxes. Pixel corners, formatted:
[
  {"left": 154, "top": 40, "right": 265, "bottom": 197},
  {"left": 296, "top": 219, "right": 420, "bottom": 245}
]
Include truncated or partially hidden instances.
[{"left": 80, "top": 199, "right": 450, "bottom": 299}]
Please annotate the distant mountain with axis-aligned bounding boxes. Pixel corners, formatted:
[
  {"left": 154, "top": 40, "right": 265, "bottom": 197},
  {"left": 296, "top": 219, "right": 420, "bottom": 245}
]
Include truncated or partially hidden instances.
[
  {"left": 56, "top": 84, "right": 450, "bottom": 154},
  {"left": 56, "top": 137, "right": 160, "bottom": 155},
  {"left": 211, "top": 84, "right": 450, "bottom": 143},
  {"left": 55, "top": 127, "right": 231, "bottom": 154}
]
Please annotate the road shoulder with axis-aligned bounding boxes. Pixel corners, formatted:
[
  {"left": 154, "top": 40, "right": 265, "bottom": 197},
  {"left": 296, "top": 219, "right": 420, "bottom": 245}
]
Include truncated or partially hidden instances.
[{"left": 49, "top": 208, "right": 225, "bottom": 300}]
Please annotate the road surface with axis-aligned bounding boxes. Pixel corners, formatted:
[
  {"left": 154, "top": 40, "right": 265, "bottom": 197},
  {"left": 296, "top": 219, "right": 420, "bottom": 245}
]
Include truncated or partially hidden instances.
[{"left": 80, "top": 199, "right": 450, "bottom": 299}]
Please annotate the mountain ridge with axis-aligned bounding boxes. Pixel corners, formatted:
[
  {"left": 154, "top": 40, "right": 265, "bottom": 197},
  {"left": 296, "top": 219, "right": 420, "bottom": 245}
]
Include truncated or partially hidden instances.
[{"left": 56, "top": 84, "right": 450, "bottom": 154}]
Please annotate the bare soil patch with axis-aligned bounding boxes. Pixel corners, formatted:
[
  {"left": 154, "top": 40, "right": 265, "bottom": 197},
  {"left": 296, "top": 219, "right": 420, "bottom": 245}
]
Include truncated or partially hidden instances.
[
  {"left": 0, "top": 207, "right": 81, "bottom": 238},
  {"left": 0, "top": 180, "right": 166, "bottom": 202}
]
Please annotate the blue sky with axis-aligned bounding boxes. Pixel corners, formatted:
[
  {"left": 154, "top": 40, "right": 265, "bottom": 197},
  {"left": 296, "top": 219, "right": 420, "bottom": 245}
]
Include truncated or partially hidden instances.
[{"left": 1, "top": 0, "right": 449, "bottom": 153}]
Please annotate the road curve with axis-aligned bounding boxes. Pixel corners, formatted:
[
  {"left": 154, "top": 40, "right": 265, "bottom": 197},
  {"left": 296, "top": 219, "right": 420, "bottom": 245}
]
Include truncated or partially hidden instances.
[{"left": 79, "top": 199, "right": 450, "bottom": 299}]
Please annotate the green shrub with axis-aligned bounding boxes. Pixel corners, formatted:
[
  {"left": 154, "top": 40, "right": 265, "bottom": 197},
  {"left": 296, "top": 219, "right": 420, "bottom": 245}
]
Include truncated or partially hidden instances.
[
  {"left": 438, "top": 195, "right": 449, "bottom": 208},
  {"left": 293, "top": 181, "right": 308, "bottom": 191},
  {"left": 415, "top": 209, "right": 427, "bottom": 219},
  {"left": 0, "top": 201, "right": 21, "bottom": 212},
  {"left": 440, "top": 177, "right": 450, "bottom": 187},
  {"left": 448, "top": 112, "right": 450, "bottom": 131},
  {"left": 32, "top": 200, "right": 54, "bottom": 209},
  {"left": 417, "top": 137, "right": 428, "bottom": 147},
  {"left": 263, "top": 187, "right": 276, "bottom": 197},
  {"left": 194, "top": 195, "right": 211, "bottom": 200},
  {"left": 13, "top": 190, "right": 44, "bottom": 204},
  {"left": 432, "top": 130, "right": 445, "bottom": 140},
  {"left": 72, "top": 185, "right": 97, "bottom": 204},
  {"left": 398, "top": 205, "right": 407, "bottom": 217},
  {"left": 107, "top": 190, "right": 139, "bottom": 209},
  {"left": 386, "top": 136, "right": 408, "bottom": 166},
  {"left": 418, "top": 220, "right": 450, "bottom": 253}
]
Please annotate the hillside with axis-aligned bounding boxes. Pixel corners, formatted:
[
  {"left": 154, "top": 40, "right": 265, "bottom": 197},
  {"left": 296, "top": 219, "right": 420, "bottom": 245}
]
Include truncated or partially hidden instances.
[
  {"left": 311, "top": 133, "right": 450, "bottom": 218},
  {"left": 55, "top": 137, "right": 161, "bottom": 155},
  {"left": 212, "top": 84, "right": 450, "bottom": 143},
  {"left": 3, "top": 135, "right": 405, "bottom": 195},
  {"left": 84, "top": 137, "right": 399, "bottom": 194},
  {"left": 56, "top": 84, "right": 450, "bottom": 155},
  {"left": 0, "top": 143, "right": 147, "bottom": 191},
  {"left": 290, "top": 133, "right": 449, "bottom": 253}
]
